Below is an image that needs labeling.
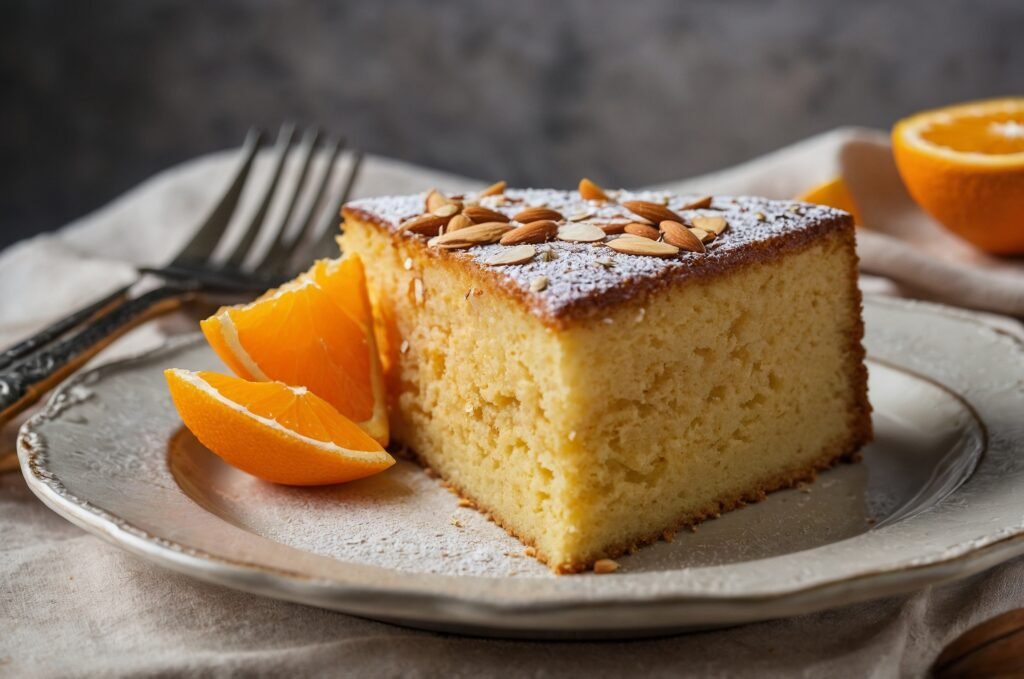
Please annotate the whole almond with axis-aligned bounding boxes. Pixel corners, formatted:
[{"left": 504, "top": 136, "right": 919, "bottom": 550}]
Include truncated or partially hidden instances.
[
  {"left": 692, "top": 215, "right": 728, "bottom": 235},
  {"left": 607, "top": 237, "right": 679, "bottom": 258},
  {"left": 624, "top": 223, "right": 660, "bottom": 240},
  {"left": 513, "top": 206, "right": 564, "bottom": 223},
  {"left": 479, "top": 180, "right": 507, "bottom": 197},
  {"left": 446, "top": 213, "right": 473, "bottom": 232},
  {"left": 500, "top": 220, "right": 558, "bottom": 245},
  {"left": 622, "top": 200, "right": 683, "bottom": 225},
  {"left": 400, "top": 214, "right": 448, "bottom": 236},
  {"left": 681, "top": 195, "right": 713, "bottom": 210},
  {"left": 485, "top": 244, "right": 536, "bottom": 266},
  {"left": 557, "top": 222, "right": 606, "bottom": 243},
  {"left": 660, "top": 220, "right": 706, "bottom": 253},
  {"left": 464, "top": 205, "right": 511, "bottom": 224},
  {"left": 689, "top": 227, "right": 716, "bottom": 244},
  {"left": 433, "top": 221, "right": 513, "bottom": 249},
  {"left": 597, "top": 221, "right": 629, "bottom": 235},
  {"left": 579, "top": 178, "right": 610, "bottom": 201}
]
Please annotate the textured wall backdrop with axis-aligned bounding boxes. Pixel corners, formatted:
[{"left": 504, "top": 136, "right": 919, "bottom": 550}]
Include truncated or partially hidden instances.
[{"left": 2, "top": 0, "right": 1022, "bottom": 247}]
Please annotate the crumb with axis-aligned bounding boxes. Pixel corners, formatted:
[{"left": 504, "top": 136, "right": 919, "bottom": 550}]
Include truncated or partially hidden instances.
[
  {"left": 457, "top": 498, "right": 473, "bottom": 508},
  {"left": 662, "top": 529, "right": 675, "bottom": 543},
  {"left": 688, "top": 524, "right": 698, "bottom": 533},
  {"left": 867, "top": 517, "right": 876, "bottom": 525},
  {"left": 524, "top": 546, "right": 537, "bottom": 558},
  {"left": 423, "top": 467, "right": 438, "bottom": 478},
  {"left": 593, "top": 559, "right": 620, "bottom": 574},
  {"left": 449, "top": 518, "right": 463, "bottom": 528}
]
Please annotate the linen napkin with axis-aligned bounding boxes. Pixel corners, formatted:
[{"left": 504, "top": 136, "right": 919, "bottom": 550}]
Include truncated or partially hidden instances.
[{"left": 657, "top": 126, "right": 1024, "bottom": 318}]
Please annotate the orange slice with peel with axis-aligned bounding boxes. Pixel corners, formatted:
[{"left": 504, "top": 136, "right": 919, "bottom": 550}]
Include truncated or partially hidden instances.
[
  {"left": 201, "top": 256, "right": 388, "bottom": 445},
  {"left": 892, "top": 97, "right": 1024, "bottom": 253},
  {"left": 796, "top": 177, "right": 862, "bottom": 225},
  {"left": 165, "top": 369, "right": 393, "bottom": 485}
]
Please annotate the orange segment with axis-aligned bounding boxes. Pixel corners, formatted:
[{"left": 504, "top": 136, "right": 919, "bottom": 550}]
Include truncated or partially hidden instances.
[
  {"left": 200, "top": 255, "right": 389, "bottom": 445},
  {"left": 892, "top": 97, "right": 1024, "bottom": 253},
  {"left": 165, "top": 369, "right": 394, "bottom": 486},
  {"left": 796, "top": 177, "right": 862, "bottom": 224}
]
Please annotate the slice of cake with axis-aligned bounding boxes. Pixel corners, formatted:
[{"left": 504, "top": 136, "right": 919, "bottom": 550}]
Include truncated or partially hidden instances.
[{"left": 340, "top": 182, "right": 871, "bottom": 573}]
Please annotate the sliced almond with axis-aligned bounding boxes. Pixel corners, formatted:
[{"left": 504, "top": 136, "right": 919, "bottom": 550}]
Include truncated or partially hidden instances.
[
  {"left": 479, "top": 180, "right": 507, "bottom": 197},
  {"left": 431, "top": 203, "right": 459, "bottom": 218},
  {"left": 689, "top": 227, "right": 716, "bottom": 244},
  {"left": 433, "top": 221, "right": 513, "bottom": 249},
  {"left": 692, "top": 215, "right": 728, "bottom": 236},
  {"left": 500, "top": 219, "right": 558, "bottom": 245},
  {"left": 596, "top": 221, "right": 629, "bottom": 235},
  {"left": 464, "top": 205, "right": 511, "bottom": 224},
  {"left": 568, "top": 209, "right": 596, "bottom": 222},
  {"left": 624, "top": 222, "right": 660, "bottom": 240},
  {"left": 556, "top": 222, "right": 606, "bottom": 243},
  {"left": 425, "top": 189, "right": 447, "bottom": 213},
  {"left": 513, "top": 206, "right": 564, "bottom": 223},
  {"left": 447, "top": 213, "right": 473, "bottom": 232},
  {"left": 622, "top": 200, "right": 683, "bottom": 225},
  {"left": 660, "top": 220, "right": 706, "bottom": 253},
  {"left": 607, "top": 237, "right": 679, "bottom": 257},
  {"left": 579, "top": 178, "right": 610, "bottom": 201},
  {"left": 529, "top": 276, "right": 548, "bottom": 292},
  {"left": 681, "top": 195, "right": 713, "bottom": 210},
  {"left": 485, "top": 244, "right": 536, "bottom": 266},
  {"left": 593, "top": 558, "right": 620, "bottom": 574},
  {"left": 400, "top": 214, "right": 448, "bottom": 237}
]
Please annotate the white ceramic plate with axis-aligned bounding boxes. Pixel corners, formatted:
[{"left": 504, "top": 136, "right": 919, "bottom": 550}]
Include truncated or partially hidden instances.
[{"left": 18, "top": 297, "right": 1024, "bottom": 639}]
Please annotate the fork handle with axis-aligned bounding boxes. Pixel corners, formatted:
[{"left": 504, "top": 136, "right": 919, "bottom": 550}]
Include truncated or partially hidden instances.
[{"left": 0, "top": 283, "right": 197, "bottom": 425}]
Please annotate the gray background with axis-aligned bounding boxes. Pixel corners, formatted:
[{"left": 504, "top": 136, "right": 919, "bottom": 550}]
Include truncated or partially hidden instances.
[{"left": 2, "top": 0, "right": 1022, "bottom": 248}]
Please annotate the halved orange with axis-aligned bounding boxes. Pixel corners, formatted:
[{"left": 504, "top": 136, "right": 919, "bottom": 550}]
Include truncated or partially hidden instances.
[
  {"left": 201, "top": 256, "right": 388, "bottom": 445},
  {"left": 165, "top": 369, "right": 394, "bottom": 485},
  {"left": 892, "top": 97, "right": 1024, "bottom": 253}
]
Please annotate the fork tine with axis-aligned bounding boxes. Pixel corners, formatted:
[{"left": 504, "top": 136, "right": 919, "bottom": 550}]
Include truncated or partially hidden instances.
[
  {"left": 224, "top": 123, "right": 296, "bottom": 269},
  {"left": 171, "top": 128, "right": 263, "bottom": 266},
  {"left": 260, "top": 136, "right": 345, "bottom": 274},
  {"left": 306, "top": 150, "right": 364, "bottom": 263},
  {"left": 255, "top": 128, "right": 326, "bottom": 273}
]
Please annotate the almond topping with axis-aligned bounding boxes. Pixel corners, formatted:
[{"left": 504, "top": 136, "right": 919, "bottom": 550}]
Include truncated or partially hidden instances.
[
  {"left": 755, "top": 211, "right": 766, "bottom": 222},
  {"left": 479, "top": 180, "right": 507, "bottom": 197},
  {"left": 596, "top": 221, "right": 628, "bottom": 235},
  {"left": 446, "top": 213, "right": 473, "bottom": 232},
  {"left": 556, "top": 222, "right": 606, "bottom": 243},
  {"left": 659, "top": 220, "right": 706, "bottom": 253},
  {"left": 578, "top": 178, "right": 610, "bottom": 201},
  {"left": 622, "top": 200, "right": 684, "bottom": 225},
  {"left": 689, "top": 227, "right": 716, "bottom": 244},
  {"left": 400, "top": 214, "right": 448, "bottom": 237},
  {"left": 431, "top": 203, "right": 459, "bottom": 218},
  {"left": 692, "top": 215, "right": 728, "bottom": 235},
  {"left": 513, "top": 206, "right": 564, "bottom": 223},
  {"left": 425, "top": 189, "right": 447, "bottom": 213},
  {"left": 500, "top": 220, "right": 558, "bottom": 245},
  {"left": 463, "top": 205, "right": 511, "bottom": 224},
  {"left": 593, "top": 558, "right": 620, "bottom": 574},
  {"left": 485, "top": 244, "right": 536, "bottom": 266},
  {"left": 530, "top": 276, "right": 548, "bottom": 292},
  {"left": 432, "top": 221, "right": 513, "bottom": 249},
  {"left": 568, "top": 210, "right": 596, "bottom": 222},
  {"left": 607, "top": 236, "right": 679, "bottom": 257},
  {"left": 624, "top": 222, "right": 660, "bottom": 240},
  {"left": 681, "top": 195, "right": 713, "bottom": 210}
]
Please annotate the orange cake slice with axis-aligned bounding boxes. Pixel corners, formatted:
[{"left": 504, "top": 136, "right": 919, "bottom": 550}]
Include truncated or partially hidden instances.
[{"left": 340, "top": 184, "right": 872, "bottom": 573}]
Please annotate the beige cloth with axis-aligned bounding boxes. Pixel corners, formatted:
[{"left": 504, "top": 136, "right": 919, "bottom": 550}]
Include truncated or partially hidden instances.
[{"left": 2, "top": 128, "right": 1023, "bottom": 678}]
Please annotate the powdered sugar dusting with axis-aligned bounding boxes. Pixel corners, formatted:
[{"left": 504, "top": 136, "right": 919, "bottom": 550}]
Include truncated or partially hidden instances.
[{"left": 345, "top": 189, "right": 849, "bottom": 320}]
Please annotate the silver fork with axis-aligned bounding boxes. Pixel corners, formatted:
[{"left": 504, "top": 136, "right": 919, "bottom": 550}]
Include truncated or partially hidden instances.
[{"left": 0, "top": 124, "right": 364, "bottom": 427}]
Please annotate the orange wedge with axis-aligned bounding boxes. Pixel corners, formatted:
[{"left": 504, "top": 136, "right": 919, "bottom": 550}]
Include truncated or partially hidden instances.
[
  {"left": 165, "top": 369, "right": 393, "bottom": 485},
  {"left": 201, "top": 256, "right": 388, "bottom": 445},
  {"left": 892, "top": 97, "right": 1024, "bottom": 253},
  {"left": 796, "top": 177, "right": 862, "bottom": 225}
]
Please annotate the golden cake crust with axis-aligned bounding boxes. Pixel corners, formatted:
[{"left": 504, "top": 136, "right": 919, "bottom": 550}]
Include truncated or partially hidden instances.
[{"left": 343, "top": 189, "right": 854, "bottom": 329}]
